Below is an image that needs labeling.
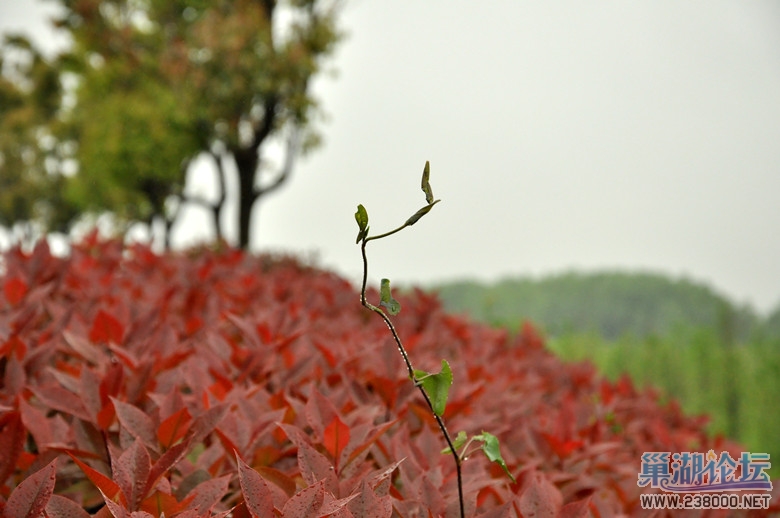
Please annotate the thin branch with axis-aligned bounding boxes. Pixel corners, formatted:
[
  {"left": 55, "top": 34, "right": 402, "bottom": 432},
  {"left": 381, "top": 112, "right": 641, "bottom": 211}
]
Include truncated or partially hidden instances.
[
  {"left": 359, "top": 236, "right": 465, "bottom": 518},
  {"left": 251, "top": 95, "right": 279, "bottom": 150},
  {"left": 256, "top": 130, "right": 299, "bottom": 197}
]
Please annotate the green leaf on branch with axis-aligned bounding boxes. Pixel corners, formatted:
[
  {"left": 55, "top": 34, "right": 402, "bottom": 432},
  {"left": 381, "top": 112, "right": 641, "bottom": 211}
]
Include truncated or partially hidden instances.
[
  {"left": 379, "top": 278, "right": 401, "bottom": 315},
  {"left": 475, "top": 431, "right": 516, "bottom": 483},
  {"left": 442, "top": 430, "right": 468, "bottom": 455},
  {"left": 355, "top": 204, "right": 369, "bottom": 243},
  {"left": 421, "top": 160, "right": 434, "bottom": 204},
  {"left": 413, "top": 359, "right": 453, "bottom": 416},
  {"left": 404, "top": 199, "right": 440, "bottom": 227}
]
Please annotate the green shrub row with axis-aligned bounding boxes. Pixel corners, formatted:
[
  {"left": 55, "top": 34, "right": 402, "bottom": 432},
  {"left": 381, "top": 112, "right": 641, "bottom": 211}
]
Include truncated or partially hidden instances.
[{"left": 547, "top": 328, "right": 780, "bottom": 477}]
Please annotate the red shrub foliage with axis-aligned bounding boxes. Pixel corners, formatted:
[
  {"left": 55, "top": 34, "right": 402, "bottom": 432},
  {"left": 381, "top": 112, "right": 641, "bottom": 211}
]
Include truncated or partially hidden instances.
[{"left": 0, "top": 235, "right": 777, "bottom": 517}]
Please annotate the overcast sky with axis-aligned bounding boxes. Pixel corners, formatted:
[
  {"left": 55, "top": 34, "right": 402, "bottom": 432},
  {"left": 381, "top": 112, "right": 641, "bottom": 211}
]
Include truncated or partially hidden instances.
[{"left": 3, "top": 1, "right": 780, "bottom": 313}]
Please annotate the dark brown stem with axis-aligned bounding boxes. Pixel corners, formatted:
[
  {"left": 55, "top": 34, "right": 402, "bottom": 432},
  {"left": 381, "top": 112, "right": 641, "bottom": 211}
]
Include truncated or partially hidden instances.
[{"left": 359, "top": 237, "right": 465, "bottom": 518}]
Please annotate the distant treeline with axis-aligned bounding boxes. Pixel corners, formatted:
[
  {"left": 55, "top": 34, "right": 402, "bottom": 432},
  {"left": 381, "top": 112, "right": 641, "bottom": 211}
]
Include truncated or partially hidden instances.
[
  {"left": 432, "top": 270, "right": 780, "bottom": 343},
  {"left": 431, "top": 270, "right": 780, "bottom": 475}
]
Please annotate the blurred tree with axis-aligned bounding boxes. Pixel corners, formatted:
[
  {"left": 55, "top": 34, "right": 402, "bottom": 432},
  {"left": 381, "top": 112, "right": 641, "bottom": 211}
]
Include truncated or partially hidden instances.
[
  {"left": 0, "top": 0, "right": 342, "bottom": 249},
  {"left": 0, "top": 35, "right": 76, "bottom": 244}
]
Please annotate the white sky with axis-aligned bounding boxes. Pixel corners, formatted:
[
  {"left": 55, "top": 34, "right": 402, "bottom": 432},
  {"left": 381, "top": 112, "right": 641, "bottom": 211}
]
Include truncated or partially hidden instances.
[{"left": 2, "top": 1, "right": 780, "bottom": 313}]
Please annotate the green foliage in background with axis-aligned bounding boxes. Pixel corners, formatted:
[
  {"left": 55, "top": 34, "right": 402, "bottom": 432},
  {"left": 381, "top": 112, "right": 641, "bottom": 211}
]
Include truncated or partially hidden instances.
[
  {"left": 0, "top": 36, "right": 76, "bottom": 240},
  {"left": 0, "top": 0, "right": 343, "bottom": 248},
  {"left": 434, "top": 271, "right": 769, "bottom": 341},
  {"left": 547, "top": 329, "right": 780, "bottom": 477},
  {"left": 434, "top": 270, "right": 780, "bottom": 477}
]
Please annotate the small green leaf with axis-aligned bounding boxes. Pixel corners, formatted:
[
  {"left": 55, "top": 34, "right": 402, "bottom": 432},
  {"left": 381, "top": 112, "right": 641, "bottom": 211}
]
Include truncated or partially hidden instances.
[
  {"left": 421, "top": 161, "right": 434, "bottom": 204},
  {"left": 355, "top": 204, "right": 369, "bottom": 243},
  {"left": 379, "top": 278, "right": 401, "bottom": 315},
  {"left": 442, "top": 430, "right": 468, "bottom": 455},
  {"left": 413, "top": 359, "right": 453, "bottom": 416},
  {"left": 404, "top": 199, "right": 440, "bottom": 227},
  {"left": 476, "top": 431, "right": 516, "bottom": 483}
]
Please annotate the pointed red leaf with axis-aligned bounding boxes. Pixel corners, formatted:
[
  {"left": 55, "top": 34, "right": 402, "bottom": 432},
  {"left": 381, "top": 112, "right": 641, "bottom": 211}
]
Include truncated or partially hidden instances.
[
  {"left": 518, "top": 471, "right": 563, "bottom": 517},
  {"left": 157, "top": 406, "right": 192, "bottom": 448},
  {"left": 111, "top": 398, "right": 158, "bottom": 452},
  {"left": 0, "top": 410, "right": 26, "bottom": 484},
  {"left": 278, "top": 423, "right": 338, "bottom": 495},
  {"left": 255, "top": 466, "right": 297, "bottom": 498},
  {"left": 102, "top": 497, "right": 131, "bottom": 518},
  {"left": 541, "top": 433, "right": 584, "bottom": 459},
  {"left": 189, "top": 403, "right": 229, "bottom": 444},
  {"left": 344, "top": 420, "right": 397, "bottom": 471},
  {"left": 281, "top": 480, "right": 326, "bottom": 518},
  {"left": 5, "top": 458, "right": 57, "bottom": 518},
  {"left": 112, "top": 438, "right": 152, "bottom": 511},
  {"left": 4, "top": 277, "right": 28, "bottom": 305},
  {"left": 236, "top": 454, "right": 275, "bottom": 518},
  {"left": 347, "top": 480, "right": 392, "bottom": 518},
  {"left": 364, "top": 458, "right": 405, "bottom": 491},
  {"left": 19, "top": 397, "right": 53, "bottom": 452},
  {"left": 323, "top": 415, "right": 350, "bottom": 471},
  {"left": 140, "top": 490, "right": 189, "bottom": 517},
  {"left": 312, "top": 339, "right": 338, "bottom": 368},
  {"left": 184, "top": 475, "right": 232, "bottom": 514},
  {"left": 145, "top": 436, "right": 192, "bottom": 498},
  {"left": 28, "top": 385, "right": 91, "bottom": 422},
  {"left": 68, "top": 452, "right": 127, "bottom": 507},
  {"left": 304, "top": 388, "right": 338, "bottom": 440},
  {"left": 45, "top": 494, "right": 92, "bottom": 518},
  {"left": 1, "top": 335, "right": 27, "bottom": 360},
  {"left": 62, "top": 330, "right": 105, "bottom": 366},
  {"left": 560, "top": 497, "right": 592, "bottom": 518},
  {"left": 90, "top": 309, "right": 124, "bottom": 344},
  {"left": 317, "top": 492, "right": 359, "bottom": 516}
]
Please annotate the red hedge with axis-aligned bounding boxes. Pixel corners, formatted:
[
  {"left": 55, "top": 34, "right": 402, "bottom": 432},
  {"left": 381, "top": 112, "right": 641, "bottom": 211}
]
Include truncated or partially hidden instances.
[{"left": 0, "top": 235, "right": 777, "bottom": 517}]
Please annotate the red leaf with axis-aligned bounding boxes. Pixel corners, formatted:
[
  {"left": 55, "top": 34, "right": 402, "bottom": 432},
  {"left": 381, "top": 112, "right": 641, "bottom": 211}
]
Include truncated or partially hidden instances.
[
  {"left": 97, "top": 363, "right": 124, "bottom": 427},
  {"left": 312, "top": 339, "right": 338, "bottom": 368},
  {"left": 281, "top": 480, "right": 326, "bottom": 518},
  {"left": 541, "top": 433, "right": 584, "bottom": 459},
  {"left": 111, "top": 397, "right": 158, "bottom": 452},
  {"left": 28, "top": 385, "right": 91, "bottom": 422},
  {"left": 185, "top": 316, "right": 203, "bottom": 335},
  {"left": 323, "top": 415, "right": 350, "bottom": 471},
  {"left": 255, "top": 466, "right": 297, "bottom": 498},
  {"left": 278, "top": 423, "right": 338, "bottom": 495},
  {"left": 90, "top": 309, "right": 124, "bottom": 344},
  {"left": 236, "top": 454, "right": 275, "bottom": 518},
  {"left": 189, "top": 403, "right": 229, "bottom": 444},
  {"left": 1, "top": 335, "right": 26, "bottom": 360},
  {"left": 157, "top": 406, "right": 192, "bottom": 448},
  {"left": 145, "top": 437, "right": 192, "bottom": 498},
  {"left": 102, "top": 497, "right": 131, "bottom": 518},
  {"left": 45, "top": 494, "right": 92, "bottom": 518},
  {"left": 68, "top": 452, "right": 127, "bottom": 507},
  {"left": 185, "top": 475, "right": 232, "bottom": 514},
  {"left": 0, "top": 410, "right": 26, "bottom": 485},
  {"left": 517, "top": 471, "right": 563, "bottom": 517},
  {"left": 343, "top": 420, "right": 397, "bottom": 472},
  {"left": 5, "top": 458, "right": 57, "bottom": 518},
  {"left": 4, "top": 277, "right": 28, "bottom": 305},
  {"left": 304, "top": 388, "right": 338, "bottom": 441},
  {"left": 19, "top": 397, "right": 53, "bottom": 452},
  {"left": 140, "top": 491, "right": 188, "bottom": 517},
  {"left": 112, "top": 438, "right": 152, "bottom": 511},
  {"left": 346, "top": 480, "right": 392, "bottom": 518},
  {"left": 560, "top": 497, "right": 592, "bottom": 518}
]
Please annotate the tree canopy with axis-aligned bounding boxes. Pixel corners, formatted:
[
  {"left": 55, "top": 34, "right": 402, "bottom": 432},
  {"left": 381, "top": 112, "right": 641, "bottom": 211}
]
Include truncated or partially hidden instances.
[
  {"left": 0, "top": 35, "right": 71, "bottom": 242},
  {"left": 0, "top": 0, "right": 343, "bottom": 248}
]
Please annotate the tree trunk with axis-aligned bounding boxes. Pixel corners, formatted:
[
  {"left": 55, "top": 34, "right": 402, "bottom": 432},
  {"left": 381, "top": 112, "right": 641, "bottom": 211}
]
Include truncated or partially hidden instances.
[{"left": 234, "top": 147, "right": 259, "bottom": 250}]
